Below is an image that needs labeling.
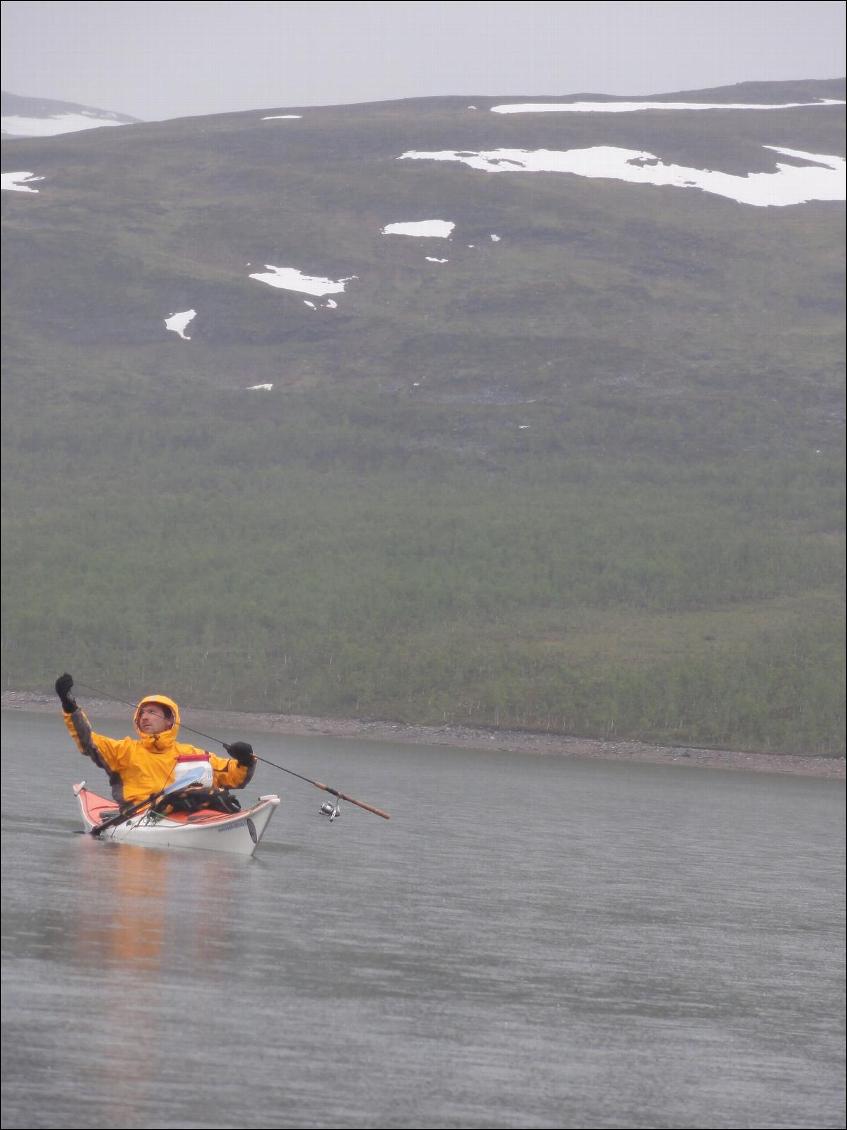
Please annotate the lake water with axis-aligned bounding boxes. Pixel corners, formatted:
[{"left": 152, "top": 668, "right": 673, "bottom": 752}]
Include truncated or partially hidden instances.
[{"left": 1, "top": 710, "right": 844, "bottom": 1130}]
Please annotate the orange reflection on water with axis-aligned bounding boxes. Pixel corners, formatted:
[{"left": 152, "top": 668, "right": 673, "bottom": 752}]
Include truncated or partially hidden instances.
[
  {"left": 73, "top": 837, "right": 243, "bottom": 974},
  {"left": 70, "top": 838, "right": 246, "bottom": 1117}
]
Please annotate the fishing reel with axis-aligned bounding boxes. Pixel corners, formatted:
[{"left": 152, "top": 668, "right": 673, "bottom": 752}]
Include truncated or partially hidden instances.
[{"left": 319, "top": 799, "right": 341, "bottom": 822}]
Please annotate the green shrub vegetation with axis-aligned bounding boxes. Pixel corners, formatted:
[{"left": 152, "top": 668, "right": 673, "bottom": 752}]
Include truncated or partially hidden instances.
[{"left": 3, "top": 379, "right": 843, "bottom": 754}]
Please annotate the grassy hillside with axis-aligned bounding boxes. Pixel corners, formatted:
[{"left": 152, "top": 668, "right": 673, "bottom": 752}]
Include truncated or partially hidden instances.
[{"left": 2, "top": 82, "right": 844, "bottom": 753}]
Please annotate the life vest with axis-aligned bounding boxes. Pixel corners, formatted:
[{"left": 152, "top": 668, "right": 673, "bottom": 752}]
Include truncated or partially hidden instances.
[{"left": 171, "top": 752, "right": 214, "bottom": 789}]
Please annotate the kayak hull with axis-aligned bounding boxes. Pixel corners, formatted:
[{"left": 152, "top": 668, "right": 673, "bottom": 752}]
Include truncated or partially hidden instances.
[{"left": 73, "top": 782, "right": 280, "bottom": 856}]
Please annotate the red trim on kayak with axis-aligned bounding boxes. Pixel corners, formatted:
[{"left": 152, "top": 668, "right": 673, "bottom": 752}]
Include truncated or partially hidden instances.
[{"left": 76, "top": 786, "right": 249, "bottom": 827}]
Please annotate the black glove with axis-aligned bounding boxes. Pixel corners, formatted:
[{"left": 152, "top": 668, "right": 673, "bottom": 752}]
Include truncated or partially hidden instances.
[
  {"left": 55, "top": 673, "right": 77, "bottom": 714},
  {"left": 223, "top": 741, "right": 255, "bottom": 767}
]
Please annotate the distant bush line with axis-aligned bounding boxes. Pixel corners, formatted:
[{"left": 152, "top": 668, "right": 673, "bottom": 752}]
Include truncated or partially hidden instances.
[{"left": 3, "top": 381, "right": 843, "bottom": 756}]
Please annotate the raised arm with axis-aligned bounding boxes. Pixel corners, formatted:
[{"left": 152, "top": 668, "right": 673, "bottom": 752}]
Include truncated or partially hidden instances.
[{"left": 55, "top": 673, "right": 124, "bottom": 773}]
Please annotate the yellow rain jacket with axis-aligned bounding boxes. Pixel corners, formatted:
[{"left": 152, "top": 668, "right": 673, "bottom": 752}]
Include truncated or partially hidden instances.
[{"left": 64, "top": 693, "right": 253, "bottom": 806}]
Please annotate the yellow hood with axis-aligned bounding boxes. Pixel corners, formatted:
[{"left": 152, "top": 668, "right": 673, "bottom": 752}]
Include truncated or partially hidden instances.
[{"left": 133, "top": 694, "right": 181, "bottom": 745}]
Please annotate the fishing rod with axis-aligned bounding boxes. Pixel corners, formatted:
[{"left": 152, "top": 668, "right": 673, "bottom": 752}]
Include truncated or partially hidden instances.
[{"left": 75, "top": 682, "right": 391, "bottom": 820}]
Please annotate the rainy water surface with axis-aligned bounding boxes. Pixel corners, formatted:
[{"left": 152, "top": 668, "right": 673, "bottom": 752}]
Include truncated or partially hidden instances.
[{"left": 1, "top": 710, "right": 844, "bottom": 1129}]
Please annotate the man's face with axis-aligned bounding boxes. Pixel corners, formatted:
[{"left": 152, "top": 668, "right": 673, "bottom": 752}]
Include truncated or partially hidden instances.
[{"left": 137, "top": 703, "right": 172, "bottom": 734}]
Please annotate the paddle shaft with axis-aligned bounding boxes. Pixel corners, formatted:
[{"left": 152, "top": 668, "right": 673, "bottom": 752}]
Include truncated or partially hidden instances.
[{"left": 90, "top": 788, "right": 166, "bottom": 837}]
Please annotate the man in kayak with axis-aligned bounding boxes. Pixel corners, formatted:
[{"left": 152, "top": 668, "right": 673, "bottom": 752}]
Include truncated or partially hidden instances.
[{"left": 55, "top": 673, "right": 256, "bottom": 810}]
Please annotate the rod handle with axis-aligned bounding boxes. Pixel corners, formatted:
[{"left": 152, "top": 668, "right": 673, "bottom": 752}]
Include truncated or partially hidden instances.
[{"left": 316, "top": 782, "right": 391, "bottom": 820}]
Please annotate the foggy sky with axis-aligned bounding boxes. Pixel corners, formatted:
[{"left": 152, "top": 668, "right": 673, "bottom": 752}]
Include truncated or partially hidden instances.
[{"left": 2, "top": 0, "right": 844, "bottom": 122}]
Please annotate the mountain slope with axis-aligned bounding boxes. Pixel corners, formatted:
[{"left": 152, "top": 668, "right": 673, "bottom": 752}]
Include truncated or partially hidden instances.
[
  {"left": 2, "top": 81, "right": 844, "bottom": 753},
  {"left": 1, "top": 90, "right": 139, "bottom": 137}
]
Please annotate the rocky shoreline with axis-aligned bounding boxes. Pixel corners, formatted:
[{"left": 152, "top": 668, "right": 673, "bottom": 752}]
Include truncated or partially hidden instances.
[{"left": 3, "top": 690, "right": 843, "bottom": 779}]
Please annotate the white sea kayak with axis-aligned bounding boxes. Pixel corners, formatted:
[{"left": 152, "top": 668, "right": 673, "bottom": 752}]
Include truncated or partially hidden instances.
[{"left": 73, "top": 781, "right": 281, "bottom": 856}]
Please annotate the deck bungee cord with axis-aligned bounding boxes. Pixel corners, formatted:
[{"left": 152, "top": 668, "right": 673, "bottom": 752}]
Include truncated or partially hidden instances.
[{"left": 74, "top": 682, "right": 391, "bottom": 821}]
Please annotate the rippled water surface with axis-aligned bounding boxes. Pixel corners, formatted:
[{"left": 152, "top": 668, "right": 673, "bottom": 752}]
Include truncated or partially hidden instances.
[{"left": 2, "top": 710, "right": 844, "bottom": 1129}]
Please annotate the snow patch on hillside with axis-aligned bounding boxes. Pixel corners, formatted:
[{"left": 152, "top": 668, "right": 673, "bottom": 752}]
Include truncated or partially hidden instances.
[
  {"left": 250, "top": 265, "right": 355, "bottom": 297},
  {"left": 399, "top": 146, "right": 845, "bottom": 207},
  {"left": 491, "top": 99, "right": 846, "bottom": 114},
  {"left": 262, "top": 115, "right": 302, "bottom": 120},
  {"left": 382, "top": 220, "right": 455, "bottom": 238},
  {"left": 2, "top": 113, "right": 127, "bottom": 136},
  {"left": 1, "top": 171, "right": 44, "bottom": 193},
  {"left": 164, "top": 310, "right": 196, "bottom": 340}
]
